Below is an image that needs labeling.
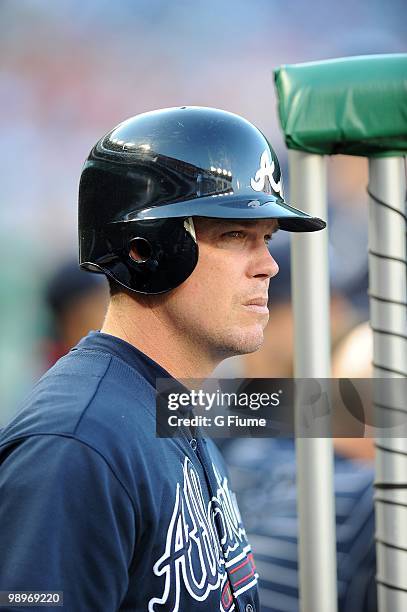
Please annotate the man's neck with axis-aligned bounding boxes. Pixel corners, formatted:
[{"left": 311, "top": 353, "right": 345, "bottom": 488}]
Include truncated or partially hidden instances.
[{"left": 101, "top": 294, "right": 218, "bottom": 379}]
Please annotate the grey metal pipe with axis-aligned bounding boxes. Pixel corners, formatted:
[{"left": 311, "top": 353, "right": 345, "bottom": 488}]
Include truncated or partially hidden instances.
[
  {"left": 368, "top": 157, "right": 407, "bottom": 612},
  {"left": 289, "top": 150, "right": 338, "bottom": 612}
]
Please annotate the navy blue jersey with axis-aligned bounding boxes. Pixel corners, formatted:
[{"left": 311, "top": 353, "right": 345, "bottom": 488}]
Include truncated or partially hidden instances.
[{"left": 0, "top": 332, "right": 259, "bottom": 612}]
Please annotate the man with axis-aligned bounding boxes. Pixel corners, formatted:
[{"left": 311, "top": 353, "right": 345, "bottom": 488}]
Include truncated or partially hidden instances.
[{"left": 0, "top": 107, "right": 325, "bottom": 611}]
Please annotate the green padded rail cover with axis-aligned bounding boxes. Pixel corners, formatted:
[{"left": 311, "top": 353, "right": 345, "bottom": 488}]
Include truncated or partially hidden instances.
[{"left": 274, "top": 54, "right": 407, "bottom": 157}]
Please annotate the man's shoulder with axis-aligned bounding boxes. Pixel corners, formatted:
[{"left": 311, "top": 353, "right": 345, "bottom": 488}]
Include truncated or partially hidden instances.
[
  {"left": 0, "top": 346, "right": 156, "bottom": 452},
  {"left": 0, "top": 345, "right": 197, "bottom": 525}
]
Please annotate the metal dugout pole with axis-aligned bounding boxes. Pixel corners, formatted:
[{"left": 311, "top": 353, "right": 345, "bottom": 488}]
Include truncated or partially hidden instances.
[
  {"left": 368, "top": 157, "right": 407, "bottom": 612},
  {"left": 290, "top": 150, "right": 338, "bottom": 612}
]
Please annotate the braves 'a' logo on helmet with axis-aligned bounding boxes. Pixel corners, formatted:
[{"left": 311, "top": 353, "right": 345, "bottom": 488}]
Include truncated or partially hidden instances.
[{"left": 250, "top": 149, "right": 282, "bottom": 195}]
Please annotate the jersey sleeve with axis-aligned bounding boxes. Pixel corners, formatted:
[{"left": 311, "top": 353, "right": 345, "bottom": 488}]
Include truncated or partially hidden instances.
[{"left": 0, "top": 434, "right": 136, "bottom": 611}]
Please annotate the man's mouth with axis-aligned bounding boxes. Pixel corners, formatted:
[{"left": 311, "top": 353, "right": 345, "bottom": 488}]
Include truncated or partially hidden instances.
[{"left": 243, "top": 297, "right": 269, "bottom": 314}]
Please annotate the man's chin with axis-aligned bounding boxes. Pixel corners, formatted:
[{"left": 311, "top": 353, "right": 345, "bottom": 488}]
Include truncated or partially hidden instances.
[{"left": 222, "top": 326, "right": 265, "bottom": 357}]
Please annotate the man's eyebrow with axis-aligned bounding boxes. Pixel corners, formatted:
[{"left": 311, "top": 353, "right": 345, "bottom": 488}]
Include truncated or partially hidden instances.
[{"left": 217, "top": 219, "right": 280, "bottom": 232}]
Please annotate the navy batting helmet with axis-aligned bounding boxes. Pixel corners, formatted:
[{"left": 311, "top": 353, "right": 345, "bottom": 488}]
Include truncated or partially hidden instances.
[{"left": 78, "top": 106, "right": 325, "bottom": 294}]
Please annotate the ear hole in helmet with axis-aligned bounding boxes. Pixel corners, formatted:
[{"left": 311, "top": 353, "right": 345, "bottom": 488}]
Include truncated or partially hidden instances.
[{"left": 129, "top": 237, "right": 153, "bottom": 263}]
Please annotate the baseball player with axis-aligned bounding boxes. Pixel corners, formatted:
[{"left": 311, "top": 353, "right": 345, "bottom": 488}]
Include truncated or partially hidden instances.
[{"left": 0, "top": 107, "right": 325, "bottom": 611}]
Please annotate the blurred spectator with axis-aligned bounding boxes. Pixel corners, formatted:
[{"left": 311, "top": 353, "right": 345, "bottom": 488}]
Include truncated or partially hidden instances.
[
  {"left": 333, "top": 321, "right": 374, "bottom": 461},
  {"left": 220, "top": 321, "right": 376, "bottom": 612},
  {"left": 43, "top": 259, "right": 108, "bottom": 367},
  {"left": 333, "top": 320, "right": 373, "bottom": 378},
  {"left": 222, "top": 438, "right": 376, "bottom": 612}
]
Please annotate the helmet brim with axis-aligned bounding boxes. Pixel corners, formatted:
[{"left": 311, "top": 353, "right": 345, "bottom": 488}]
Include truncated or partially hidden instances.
[{"left": 128, "top": 195, "right": 326, "bottom": 233}]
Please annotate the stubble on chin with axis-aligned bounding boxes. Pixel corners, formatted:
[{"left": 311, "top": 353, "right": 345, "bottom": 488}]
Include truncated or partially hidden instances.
[{"left": 213, "top": 323, "right": 266, "bottom": 359}]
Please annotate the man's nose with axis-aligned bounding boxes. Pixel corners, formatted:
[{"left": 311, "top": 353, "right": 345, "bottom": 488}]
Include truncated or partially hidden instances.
[{"left": 251, "top": 244, "right": 279, "bottom": 280}]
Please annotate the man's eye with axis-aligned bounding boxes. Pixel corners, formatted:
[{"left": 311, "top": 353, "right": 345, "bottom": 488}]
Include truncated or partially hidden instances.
[
  {"left": 225, "top": 231, "right": 245, "bottom": 238},
  {"left": 264, "top": 234, "right": 272, "bottom": 244}
]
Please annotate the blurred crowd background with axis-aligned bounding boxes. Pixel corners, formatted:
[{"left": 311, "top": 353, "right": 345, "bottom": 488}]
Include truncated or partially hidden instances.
[
  {"left": 0, "top": 0, "right": 405, "bottom": 418},
  {"left": 0, "top": 3, "right": 405, "bottom": 610}
]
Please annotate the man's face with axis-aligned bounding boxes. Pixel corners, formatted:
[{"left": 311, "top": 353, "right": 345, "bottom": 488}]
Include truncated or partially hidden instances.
[{"left": 162, "top": 217, "right": 279, "bottom": 361}]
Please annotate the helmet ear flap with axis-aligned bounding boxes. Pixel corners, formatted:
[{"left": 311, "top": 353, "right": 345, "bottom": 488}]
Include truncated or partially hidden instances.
[{"left": 96, "top": 218, "right": 199, "bottom": 294}]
